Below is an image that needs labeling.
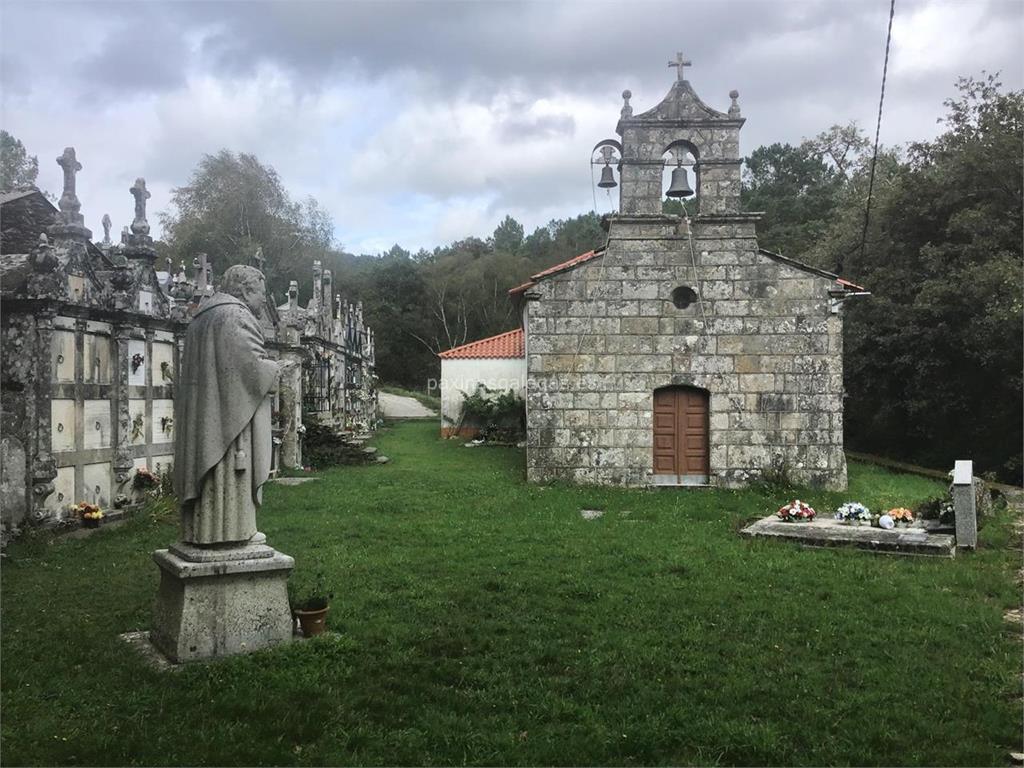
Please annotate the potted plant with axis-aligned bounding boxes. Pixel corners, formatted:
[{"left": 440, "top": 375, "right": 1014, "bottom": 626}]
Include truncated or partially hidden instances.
[
  {"left": 776, "top": 499, "right": 816, "bottom": 523},
  {"left": 289, "top": 569, "right": 333, "bottom": 637}
]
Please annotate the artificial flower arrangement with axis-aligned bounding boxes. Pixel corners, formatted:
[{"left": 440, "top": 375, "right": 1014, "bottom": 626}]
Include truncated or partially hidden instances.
[
  {"left": 777, "top": 499, "right": 816, "bottom": 522},
  {"left": 834, "top": 502, "right": 872, "bottom": 524},
  {"left": 70, "top": 502, "right": 104, "bottom": 527},
  {"left": 133, "top": 466, "right": 160, "bottom": 490},
  {"left": 885, "top": 507, "right": 915, "bottom": 526},
  {"left": 130, "top": 352, "right": 145, "bottom": 373}
]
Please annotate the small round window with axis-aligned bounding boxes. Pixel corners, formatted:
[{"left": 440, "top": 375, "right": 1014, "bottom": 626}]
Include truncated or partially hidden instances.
[{"left": 671, "top": 286, "right": 698, "bottom": 309}]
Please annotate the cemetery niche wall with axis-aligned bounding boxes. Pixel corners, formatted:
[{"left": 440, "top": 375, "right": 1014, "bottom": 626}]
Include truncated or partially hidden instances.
[
  {"left": 0, "top": 148, "right": 379, "bottom": 538},
  {"left": 508, "top": 59, "right": 867, "bottom": 490}
]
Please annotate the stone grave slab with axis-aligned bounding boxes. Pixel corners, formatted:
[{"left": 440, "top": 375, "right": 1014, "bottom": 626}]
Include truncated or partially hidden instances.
[{"left": 741, "top": 515, "right": 955, "bottom": 557}]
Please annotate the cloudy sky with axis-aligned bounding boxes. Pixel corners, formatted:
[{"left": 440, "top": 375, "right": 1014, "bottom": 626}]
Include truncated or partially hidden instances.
[{"left": 2, "top": 0, "right": 1021, "bottom": 254}]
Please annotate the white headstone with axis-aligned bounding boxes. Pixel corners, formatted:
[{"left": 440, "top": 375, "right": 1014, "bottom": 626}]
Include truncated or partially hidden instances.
[{"left": 952, "top": 459, "right": 977, "bottom": 549}]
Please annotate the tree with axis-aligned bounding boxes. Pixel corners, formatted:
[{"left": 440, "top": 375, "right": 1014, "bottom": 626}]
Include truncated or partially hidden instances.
[
  {"left": 0, "top": 130, "right": 39, "bottom": 191},
  {"left": 159, "top": 150, "right": 334, "bottom": 302},
  {"left": 491, "top": 215, "right": 524, "bottom": 254},
  {"left": 819, "top": 74, "right": 1023, "bottom": 482}
]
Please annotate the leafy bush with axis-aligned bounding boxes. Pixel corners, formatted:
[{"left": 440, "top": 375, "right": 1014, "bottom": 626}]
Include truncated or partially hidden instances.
[{"left": 459, "top": 386, "right": 525, "bottom": 443}]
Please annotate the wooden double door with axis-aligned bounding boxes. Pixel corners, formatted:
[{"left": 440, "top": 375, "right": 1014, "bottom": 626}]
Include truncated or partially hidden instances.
[{"left": 652, "top": 386, "right": 710, "bottom": 485}]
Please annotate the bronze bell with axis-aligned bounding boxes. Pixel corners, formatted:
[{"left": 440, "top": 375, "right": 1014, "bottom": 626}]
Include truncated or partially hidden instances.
[
  {"left": 666, "top": 165, "right": 694, "bottom": 198},
  {"left": 597, "top": 164, "right": 617, "bottom": 189}
]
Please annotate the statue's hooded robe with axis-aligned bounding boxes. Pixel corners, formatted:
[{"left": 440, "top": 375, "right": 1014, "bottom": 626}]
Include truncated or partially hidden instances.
[{"left": 173, "top": 294, "right": 278, "bottom": 544}]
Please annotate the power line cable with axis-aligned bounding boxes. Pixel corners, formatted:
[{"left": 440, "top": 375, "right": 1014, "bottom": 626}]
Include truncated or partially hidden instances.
[{"left": 840, "top": 0, "right": 895, "bottom": 275}]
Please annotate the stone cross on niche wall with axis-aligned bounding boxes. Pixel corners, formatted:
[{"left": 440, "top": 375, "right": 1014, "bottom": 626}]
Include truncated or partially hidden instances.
[
  {"left": 130, "top": 177, "right": 151, "bottom": 236},
  {"left": 668, "top": 52, "right": 692, "bottom": 81},
  {"left": 56, "top": 147, "right": 83, "bottom": 219}
]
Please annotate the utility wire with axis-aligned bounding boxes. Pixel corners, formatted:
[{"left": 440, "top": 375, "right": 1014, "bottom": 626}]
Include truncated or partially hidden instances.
[{"left": 841, "top": 0, "right": 896, "bottom": 275}]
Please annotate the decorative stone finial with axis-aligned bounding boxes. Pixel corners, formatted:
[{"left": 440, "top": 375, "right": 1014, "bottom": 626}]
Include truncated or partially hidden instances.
[
  {"left": 668, "top": 52, "right": 692, "bottom": 81},
  {"left": 129, "top": 178, "right": 151, "bottom": 236},
  {"left": 729, "top": 89, "right": 741, "bottom": 117},
  {"left": 30, "top": 233, "right": 58, "bottom": 273},
  {"left": 101, "top": 214, "right": 112, "bottom": 245},
  {"left": 621, "top": 89, "right": 633, "bottom": 118},
  {"left": 56, "top": 147, "right": 84, "bottom": 225}
]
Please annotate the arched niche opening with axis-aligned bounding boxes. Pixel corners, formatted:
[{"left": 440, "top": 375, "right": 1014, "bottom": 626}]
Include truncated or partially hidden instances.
[{"left": 662, "top": 140, "right": 699, "bottom": 215}]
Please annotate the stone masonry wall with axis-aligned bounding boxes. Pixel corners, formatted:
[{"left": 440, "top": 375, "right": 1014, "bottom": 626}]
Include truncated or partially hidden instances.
[{"left": 524, "top": 216, "right": 846, "bottom": 490}]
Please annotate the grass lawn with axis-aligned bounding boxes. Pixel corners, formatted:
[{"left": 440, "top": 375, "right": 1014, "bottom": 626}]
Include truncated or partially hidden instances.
[{"left": 2, "top": 421, "right": 1020, "bottom": 766}]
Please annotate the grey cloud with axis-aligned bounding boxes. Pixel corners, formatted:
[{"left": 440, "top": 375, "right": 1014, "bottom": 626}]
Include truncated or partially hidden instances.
[{"left": 499, "top": 113, "right": 575, "bottom": 142}]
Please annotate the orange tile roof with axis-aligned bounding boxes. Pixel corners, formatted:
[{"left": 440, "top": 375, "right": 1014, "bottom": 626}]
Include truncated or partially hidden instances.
[
  {"left": 438, "top": 327, "right": 524, "bottom": 359},
  {"left": 508, "top": 248, "right": 605, "bottom": 295}
]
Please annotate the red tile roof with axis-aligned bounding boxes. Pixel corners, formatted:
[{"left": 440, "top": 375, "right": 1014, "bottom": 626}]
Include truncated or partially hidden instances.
[
  {"left": 508, "top": 248, "right": 605, "bottom": 295},
  {"left": 438, "top": 328, "right": 525, "bottom": 359}
]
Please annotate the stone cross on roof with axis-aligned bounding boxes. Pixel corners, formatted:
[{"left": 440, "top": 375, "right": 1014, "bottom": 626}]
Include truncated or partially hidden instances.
[
  {"left": 56, "top": 147, "right": 83, "bottom": 221},
  {"left": 668, "top": 52, "right": 692, "bottom": 81},
  {"left": 130, "top": 177, "right": 151, "bottom": 236}
]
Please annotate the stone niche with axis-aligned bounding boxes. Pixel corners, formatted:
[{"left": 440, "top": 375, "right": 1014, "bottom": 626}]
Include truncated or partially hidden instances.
[
  {"left": 51, "top": 400, "right": 76, "bottom": 453},
  {"left": 48, "top": 467, "right": 75, "bottom": 515},
  {"left": 83, "top": 400, "right": 112, "bottom": 449},
  {"left": 52, "top": 330, "right": 76, "bottom": 382},
  {"left": 83, "top": 462, "right": 111, "bottom": 507}
]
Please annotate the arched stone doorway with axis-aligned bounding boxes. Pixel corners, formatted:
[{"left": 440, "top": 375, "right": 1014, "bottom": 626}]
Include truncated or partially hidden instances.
[{"left": 652, "top": 386, "right": 710, "bottom": 485}]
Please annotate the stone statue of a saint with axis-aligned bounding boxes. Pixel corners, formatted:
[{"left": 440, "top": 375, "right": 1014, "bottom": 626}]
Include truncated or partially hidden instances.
[
  {"left": 154, "top": 264, "right": 293, "bottom": 663},
  {"left": 173, "top": 265, "right": 278, "bottom": 544}
]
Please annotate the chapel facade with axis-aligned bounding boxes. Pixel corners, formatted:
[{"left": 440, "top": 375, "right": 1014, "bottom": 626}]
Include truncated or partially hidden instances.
[{"left": 512, "top": 61, "right": 863, "bottom": 489}]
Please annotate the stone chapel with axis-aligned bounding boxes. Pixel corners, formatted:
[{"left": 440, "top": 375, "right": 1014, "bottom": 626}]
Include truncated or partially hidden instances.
[{"left": 503, "top": 58, "right": 866, "bottom": 489}]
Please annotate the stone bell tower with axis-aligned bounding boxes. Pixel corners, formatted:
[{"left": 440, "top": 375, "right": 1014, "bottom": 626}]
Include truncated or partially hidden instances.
[{"left": 616, "top": 52, "right": 743, "bottom": 216}]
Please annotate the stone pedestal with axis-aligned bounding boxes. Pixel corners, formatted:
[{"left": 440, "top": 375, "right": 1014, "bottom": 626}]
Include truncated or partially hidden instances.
[{"left": 151, "top": 533, "right": 294, "bottom": 663}]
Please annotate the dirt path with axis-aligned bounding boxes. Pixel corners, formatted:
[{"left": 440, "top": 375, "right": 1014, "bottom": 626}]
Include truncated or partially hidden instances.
[{"left": 379, "top": 391, "right": 436, "bottom": 418}]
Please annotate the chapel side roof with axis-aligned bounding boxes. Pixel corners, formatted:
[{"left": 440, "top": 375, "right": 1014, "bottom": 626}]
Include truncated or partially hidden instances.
[
  {"left": 757, "top": 248, "right": 867, "bottom": 292},
  {"left": 439, "top": 327, "right": 525, "bottom": 360},
  {"left": 508, "top": 248, "right": 605, "bottom": 295}
]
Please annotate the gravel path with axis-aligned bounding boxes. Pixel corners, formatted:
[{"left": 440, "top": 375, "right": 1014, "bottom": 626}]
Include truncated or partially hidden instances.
[{"left": 379, "top": 391, "right": 436, "bottom": 418}]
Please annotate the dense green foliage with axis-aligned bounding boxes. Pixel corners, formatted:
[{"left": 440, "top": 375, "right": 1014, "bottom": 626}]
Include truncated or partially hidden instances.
[
  {"left": 744, "top": 76, "right": 1022, "bottom": 481},
  {"left": 1, "top": 422, "right": 1020, "bottom": 765},
  {"left": 458, "top": 386, "right": 526, "bottom": 442},
  {"left": 0, "top": 129, "right": 39, "bottom": 191},
  {"left": 324, "top": 214, "right": 605, "bottom": 387}
]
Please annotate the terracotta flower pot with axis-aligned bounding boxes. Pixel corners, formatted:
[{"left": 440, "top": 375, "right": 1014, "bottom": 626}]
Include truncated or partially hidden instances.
[{"left": 294, "top": 606, "right": 329, "bottom": 637}]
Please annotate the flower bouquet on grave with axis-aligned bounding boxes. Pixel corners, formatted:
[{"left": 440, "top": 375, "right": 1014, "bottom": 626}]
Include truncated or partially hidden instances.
[
  {"left": 834, "top": 502, "right": 872, "bottom": 525},
  {"left": 133, "top": 466, "right": 160, "bottom": 492},
  {"left": 70, "top": 502, "right": 104, "bottom": 528},
  {"left": 777, "top": 499, "right": 816, "bottom": 523},
  {"left": 886, "top": 507, "right": 915, "bottom": 527}
]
